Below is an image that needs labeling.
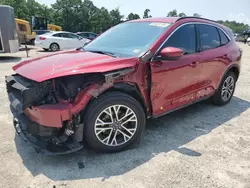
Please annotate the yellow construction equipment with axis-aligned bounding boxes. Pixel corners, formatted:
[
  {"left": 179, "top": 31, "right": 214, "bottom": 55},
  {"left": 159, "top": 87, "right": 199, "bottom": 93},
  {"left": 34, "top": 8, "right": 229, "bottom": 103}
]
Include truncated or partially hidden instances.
[
  {"left": 15, "top": 17, "right": 62, "bottom": 44},
  {"left": 15, "top": 18, "right": 36, "bottom": 44}
]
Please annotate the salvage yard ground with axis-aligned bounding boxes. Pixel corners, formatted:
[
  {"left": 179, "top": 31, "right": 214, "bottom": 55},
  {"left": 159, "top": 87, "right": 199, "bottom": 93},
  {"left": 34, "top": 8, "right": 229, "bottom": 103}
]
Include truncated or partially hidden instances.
[{"left": 0, "top": 43, "right": 250, "bottom": 188}]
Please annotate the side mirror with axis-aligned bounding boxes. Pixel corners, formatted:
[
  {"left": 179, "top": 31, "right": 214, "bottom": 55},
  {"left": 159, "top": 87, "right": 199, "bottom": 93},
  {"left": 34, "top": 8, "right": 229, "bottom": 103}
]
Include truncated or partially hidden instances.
[{"left": 160, "top": 47, "right": 184, "bottom": 60}]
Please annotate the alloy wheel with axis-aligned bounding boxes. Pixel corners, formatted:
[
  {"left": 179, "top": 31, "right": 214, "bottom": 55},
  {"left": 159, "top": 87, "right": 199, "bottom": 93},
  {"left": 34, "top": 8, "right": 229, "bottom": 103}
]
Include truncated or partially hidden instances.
[
  {"left": 94, "top": 105, "right": 138, "bottom": 147},
  {"left": 221, "top": 76, "right": 235, "bottom": 101}
]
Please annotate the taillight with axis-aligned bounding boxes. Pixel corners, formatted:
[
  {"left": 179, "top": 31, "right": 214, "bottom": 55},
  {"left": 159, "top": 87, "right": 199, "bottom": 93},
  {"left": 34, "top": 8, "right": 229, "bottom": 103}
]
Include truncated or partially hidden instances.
[{"left": 39, "top": 37, "right": 46, "bottom": 40}]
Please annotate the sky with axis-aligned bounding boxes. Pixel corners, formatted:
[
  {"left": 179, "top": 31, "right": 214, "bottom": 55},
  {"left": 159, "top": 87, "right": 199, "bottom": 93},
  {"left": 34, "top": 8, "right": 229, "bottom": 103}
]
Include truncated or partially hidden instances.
[{"left": 38, "top": 0, "right": 250, "bottom": 25}]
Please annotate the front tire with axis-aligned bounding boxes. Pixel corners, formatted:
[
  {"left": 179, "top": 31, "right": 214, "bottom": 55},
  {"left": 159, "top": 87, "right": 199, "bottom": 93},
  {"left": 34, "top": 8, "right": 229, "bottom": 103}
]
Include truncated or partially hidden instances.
[
  {"left": 84, "top": 92, "right": 146, "bottom": 153},
  {"left": 212, "top": 71, "right": 236, "bottom": 106}
]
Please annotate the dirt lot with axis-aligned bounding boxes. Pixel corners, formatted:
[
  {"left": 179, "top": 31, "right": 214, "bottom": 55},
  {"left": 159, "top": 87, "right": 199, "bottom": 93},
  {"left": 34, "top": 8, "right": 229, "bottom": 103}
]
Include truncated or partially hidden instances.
[{"left": 0, "top": 44, "right": 250, "bottom": 188}]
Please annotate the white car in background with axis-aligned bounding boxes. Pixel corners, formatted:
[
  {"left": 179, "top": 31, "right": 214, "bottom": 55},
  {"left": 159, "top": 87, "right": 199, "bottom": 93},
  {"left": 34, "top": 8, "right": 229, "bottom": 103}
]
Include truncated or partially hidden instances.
[
  {"left": 35, "top": 31, "right": 90, "bottom": 51},
  {"left": 247, "top": 37, "right": 250, "bottom": 46}
]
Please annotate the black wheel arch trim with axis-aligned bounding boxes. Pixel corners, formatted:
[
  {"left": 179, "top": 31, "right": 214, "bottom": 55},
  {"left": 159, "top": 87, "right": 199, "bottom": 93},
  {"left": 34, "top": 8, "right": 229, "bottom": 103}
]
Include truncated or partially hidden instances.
[
  {"left": 103, "top": 82, "right": 149, "bottom": 116},
  {"left": 218, "top": 64, "right": 240, "bottom": 90}
]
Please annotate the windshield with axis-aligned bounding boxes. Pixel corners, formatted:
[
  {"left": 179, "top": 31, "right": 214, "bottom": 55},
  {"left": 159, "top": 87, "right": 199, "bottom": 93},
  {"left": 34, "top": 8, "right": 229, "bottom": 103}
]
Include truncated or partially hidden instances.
[{"left": 84, "top": 22, "right": 171, "bottom": 58}]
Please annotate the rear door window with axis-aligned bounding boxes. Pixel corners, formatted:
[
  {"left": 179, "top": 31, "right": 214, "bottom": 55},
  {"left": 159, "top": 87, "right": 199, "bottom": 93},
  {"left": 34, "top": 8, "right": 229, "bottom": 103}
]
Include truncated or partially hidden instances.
[
  {"left": 60, "top": 33, "right": 71, "bottom": 38},
  {"left": 53, "top": 33, "right": 62, "bottom": 37},
  {"left": 198, "top": 24, "right": 220, "bottom": 51}
]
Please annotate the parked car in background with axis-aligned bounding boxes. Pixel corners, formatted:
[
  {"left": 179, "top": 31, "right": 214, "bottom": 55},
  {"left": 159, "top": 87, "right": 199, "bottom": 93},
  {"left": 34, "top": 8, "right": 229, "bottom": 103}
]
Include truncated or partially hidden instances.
[
  {"left": 75, "top": 32, "right": 98, "bottom": 40},
  {"left": 247, "top": 37, "right": 250, "bottom": 45},
  {"left": 35, "top": 31, "right": 90, "bottom": 51},
  {"left": 6, "top": 17, "right": 242, "bottom": 155},
  {"left": 33, "top": 30, "right": 51, "bottom": 36}
]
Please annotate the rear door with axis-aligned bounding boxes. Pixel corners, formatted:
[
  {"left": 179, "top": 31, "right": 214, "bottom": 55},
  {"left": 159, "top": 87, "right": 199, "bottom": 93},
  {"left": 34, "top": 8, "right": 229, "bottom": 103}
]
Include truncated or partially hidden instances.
[{"left": 196, "top": 24, "right": 231, "bottom": 97}]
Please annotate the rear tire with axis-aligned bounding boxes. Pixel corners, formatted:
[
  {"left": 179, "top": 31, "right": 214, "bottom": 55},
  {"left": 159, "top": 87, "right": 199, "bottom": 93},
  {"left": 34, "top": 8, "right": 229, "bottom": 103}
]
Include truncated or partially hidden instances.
[
  {"left": 50, "top": 43, "right": 59, "bottom": 52},
  {"left": 212, "top": 71, "right": 236, "bottom": 106},
  {"left": 83, "top": 92, "right": 146, "bottom": 153}
]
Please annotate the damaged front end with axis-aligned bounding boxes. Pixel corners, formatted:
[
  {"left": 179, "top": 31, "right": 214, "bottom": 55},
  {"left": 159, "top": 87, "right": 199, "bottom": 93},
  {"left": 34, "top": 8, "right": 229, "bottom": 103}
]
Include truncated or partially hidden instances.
[{"left": 6, "top": 68, "right": 133, "bottom": 155}]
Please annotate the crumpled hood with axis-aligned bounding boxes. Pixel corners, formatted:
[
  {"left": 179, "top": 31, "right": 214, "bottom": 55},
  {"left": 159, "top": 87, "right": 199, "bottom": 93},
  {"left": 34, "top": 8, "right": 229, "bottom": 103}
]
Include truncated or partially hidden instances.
[{"left": 13, "top": 50, "right": 138, "bottom": 82}]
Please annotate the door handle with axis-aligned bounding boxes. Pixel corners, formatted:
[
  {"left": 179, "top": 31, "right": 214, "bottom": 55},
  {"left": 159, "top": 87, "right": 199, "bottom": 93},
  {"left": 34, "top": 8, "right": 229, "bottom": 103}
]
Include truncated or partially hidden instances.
[{"left": 189, "top": 62, "right": 199, "bottom": 68}]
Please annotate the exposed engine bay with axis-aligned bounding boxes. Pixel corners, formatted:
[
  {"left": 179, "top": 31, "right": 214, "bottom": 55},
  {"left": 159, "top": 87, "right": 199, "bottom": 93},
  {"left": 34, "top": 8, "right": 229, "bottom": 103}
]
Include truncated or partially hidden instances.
[
  {"left": 6, "top": 73, "right": 104, "bottom": 108},
  {"left": 6, "top": 73, "right": 105, "bottom": 154},
  {"left": 5, "top": 68, "right": 134, "bottom": 154}
]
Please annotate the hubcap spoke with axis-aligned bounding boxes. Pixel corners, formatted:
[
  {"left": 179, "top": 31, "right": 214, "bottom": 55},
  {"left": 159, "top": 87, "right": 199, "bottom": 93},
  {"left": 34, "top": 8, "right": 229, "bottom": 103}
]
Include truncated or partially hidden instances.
[
  {"left": 221, "top": 76, "right": 235, "bottom": 101},
  {"left": 118, "top": 129, "right": 132, "bottom": 142},
  {"left": 112, "top": 105, "right": 121, "bottom": 121},
  {"left": 110, "top": 130, "right": 118, "bottom": 146},
  {"left": 96, "top": 127, "right": 113, "bottom": 136},
  {"left": 94, "top": 105, "right": 138, "bottom": 147},
  {"left": 101, "top": 130, "right": 113, "bottom": 144},
  {"left": 121, "top": 114, "right": 137, "bottom": 125},
  {"left": 96, "top": 118, "right": 112, "bottom": 126},
  {"left": 121, "top": 125, "right": 136, "bottom": 135},
  {"left": 103, "top": 107, "right": 114, "bottom": 123}
]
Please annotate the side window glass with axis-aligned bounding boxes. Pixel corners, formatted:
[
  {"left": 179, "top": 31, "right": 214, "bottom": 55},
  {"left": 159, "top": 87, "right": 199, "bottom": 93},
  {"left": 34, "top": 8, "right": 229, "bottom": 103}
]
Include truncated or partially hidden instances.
[
  {"left": 163, "top": 24, "right": 196, "bottom": 54},
  {"left": 199, "top": 25, "right": 220, "bottom": 51},
  {"left": 61, "top": 33, "right": 71, "bottom": 38},
  {"left": 53, "top": 33, "right": 61, "bottom": 37},
  {"left": 89, "top": 33, "right": 97, "bottom": 38},
  {"left": 68, "top": 33, "right": 79, "bottom": 39},
  {"left": 218, "top": 29, "right": 230, "bottom": 45},
  {"left": 81, "top": 33, "right": 89, "bottom": 38}
]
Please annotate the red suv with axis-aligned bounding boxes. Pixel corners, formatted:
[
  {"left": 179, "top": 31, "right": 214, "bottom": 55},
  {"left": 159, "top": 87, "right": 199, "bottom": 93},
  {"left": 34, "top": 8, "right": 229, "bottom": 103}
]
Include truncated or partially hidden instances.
[{"left": 6, "top": 17, "right": 242, "bottom": 155}]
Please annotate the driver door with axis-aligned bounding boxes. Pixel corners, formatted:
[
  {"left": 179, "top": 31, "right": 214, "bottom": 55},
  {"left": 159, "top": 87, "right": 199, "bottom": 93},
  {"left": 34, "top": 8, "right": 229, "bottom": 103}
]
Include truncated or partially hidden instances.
[{"left": 150, "top": 24, "right": 202, "bottom": 116}]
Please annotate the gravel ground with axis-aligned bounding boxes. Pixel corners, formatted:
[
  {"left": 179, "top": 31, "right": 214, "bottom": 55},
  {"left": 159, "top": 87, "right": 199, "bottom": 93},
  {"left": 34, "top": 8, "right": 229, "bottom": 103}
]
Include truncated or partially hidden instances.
[{"left": 0, "top": 44, "right": 250, "bottom": 188}]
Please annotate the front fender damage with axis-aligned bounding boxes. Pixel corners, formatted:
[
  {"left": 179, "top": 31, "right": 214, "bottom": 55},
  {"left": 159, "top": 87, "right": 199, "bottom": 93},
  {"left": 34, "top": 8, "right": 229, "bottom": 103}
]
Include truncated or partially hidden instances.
[
  {"left": 25, "top": 67, "right": 135, "bottom": 128},
  {"left": 8, "top": 67, "right": 135, "bottom": 154}
]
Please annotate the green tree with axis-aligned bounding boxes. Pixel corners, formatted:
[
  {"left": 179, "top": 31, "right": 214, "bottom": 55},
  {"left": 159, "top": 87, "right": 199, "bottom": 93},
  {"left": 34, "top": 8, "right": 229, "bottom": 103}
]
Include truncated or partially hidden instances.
[
  {"left": 143, "top": 9, "right": 151, "bottom": 18},
  {"left": 52, "top": 0, "right": 82, "bottom": 32},
  {"left": 217, "top": 20, "right": 249, "bottom": 33},
  {"left": 178, "top": 12, "right": 186, "bottom": 17},
  {"left": 193, "top": 13, "right": 201, "bottom": 17},
  {"left": 0, "top": 0, "right": 29, "bottom": 19},
  {"left": 110, "top": 8, "right": 124, "bottom": 26},
  {"left": 127, "top": 13, "right": 140, "bottom": 20},
  {"left": 91, "top": 7, "right": 112, "bottom": 33},
  {"left": 167, "top": 9, "right": 178, "bottom": 17}
]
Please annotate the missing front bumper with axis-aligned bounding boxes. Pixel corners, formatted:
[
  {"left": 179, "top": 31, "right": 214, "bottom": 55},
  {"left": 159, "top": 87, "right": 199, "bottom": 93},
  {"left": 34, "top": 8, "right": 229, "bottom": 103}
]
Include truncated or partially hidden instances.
[{"left": 11, "top": 106, "right": 83, "bottom": 155}]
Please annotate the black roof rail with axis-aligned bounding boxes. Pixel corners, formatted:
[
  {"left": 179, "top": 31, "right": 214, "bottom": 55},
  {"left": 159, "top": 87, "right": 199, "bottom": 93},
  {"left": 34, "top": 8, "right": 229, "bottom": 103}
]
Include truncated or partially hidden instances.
[{"left": 176, "top": 16, "right": 217, "bottom": 23}]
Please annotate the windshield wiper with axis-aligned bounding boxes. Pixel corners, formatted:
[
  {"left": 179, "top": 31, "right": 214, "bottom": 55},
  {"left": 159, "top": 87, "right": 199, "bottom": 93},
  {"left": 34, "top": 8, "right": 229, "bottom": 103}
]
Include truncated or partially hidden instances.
[{"left": 88, "top": 50, "right": 117, "bottom": 58}]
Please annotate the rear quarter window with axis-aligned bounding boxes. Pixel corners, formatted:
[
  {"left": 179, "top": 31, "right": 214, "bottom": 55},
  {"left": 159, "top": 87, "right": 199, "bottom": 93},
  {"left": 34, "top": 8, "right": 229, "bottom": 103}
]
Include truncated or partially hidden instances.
[{"left": 218, "top": 28, "right": 230, "bottom": 45}]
